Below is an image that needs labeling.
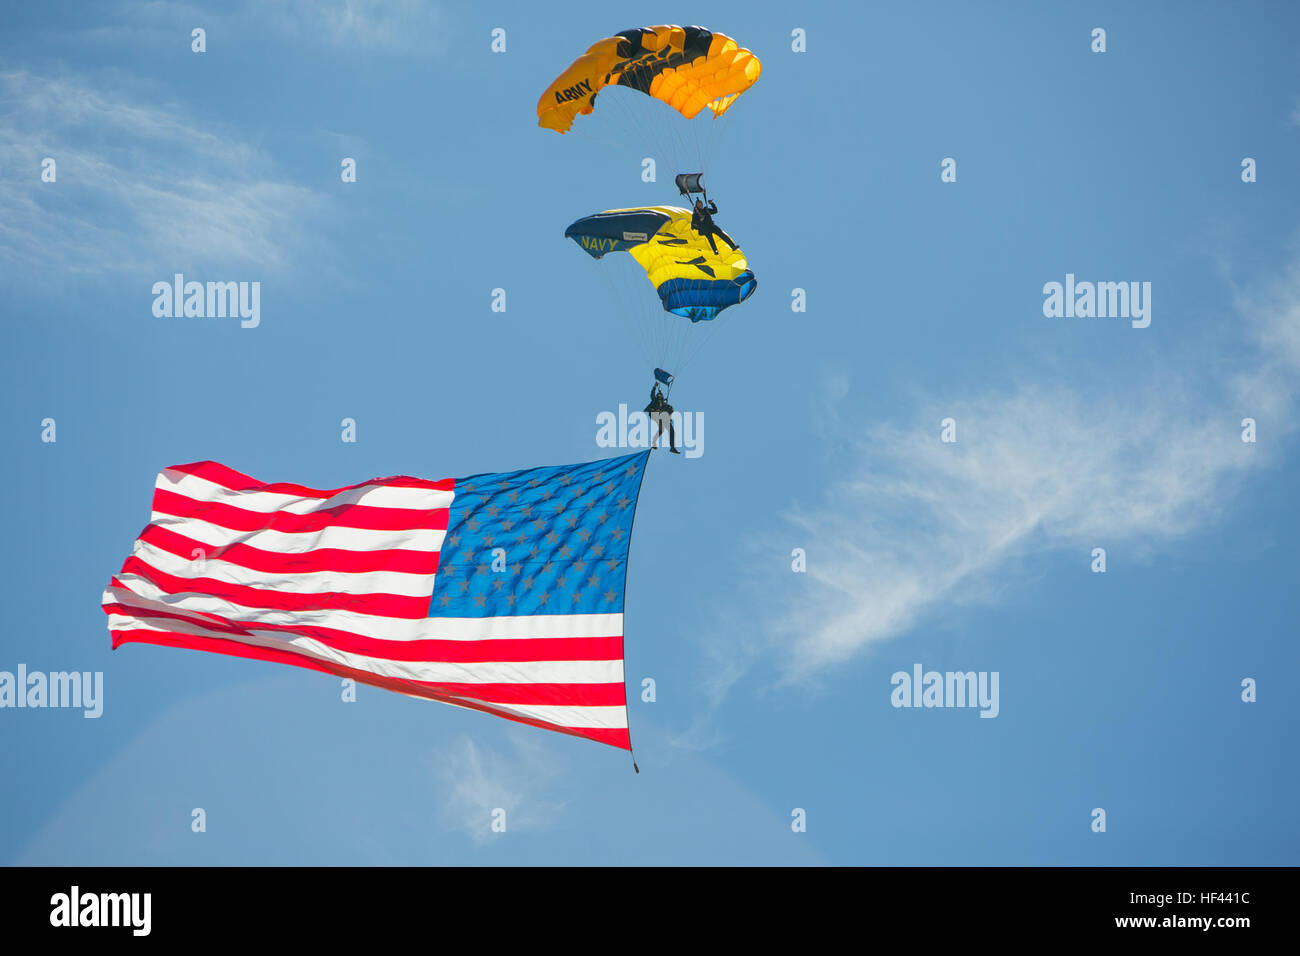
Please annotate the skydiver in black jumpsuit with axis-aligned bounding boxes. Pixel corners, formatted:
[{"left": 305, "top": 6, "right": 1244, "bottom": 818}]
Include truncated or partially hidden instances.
[
  {"left": 644, "top": 384, "right": 680, "bottom": 454},
  {"left": 691, "top": 198, "right": 738, "bottom": 256}
]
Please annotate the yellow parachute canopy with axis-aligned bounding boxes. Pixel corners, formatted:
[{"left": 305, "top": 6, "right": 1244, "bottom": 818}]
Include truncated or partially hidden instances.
[
  {"left": 565, "top": 206, "right": 756, "bottom": 322},
  {"left": 538, "top": 25, "right": 762, "bottom": 134}
]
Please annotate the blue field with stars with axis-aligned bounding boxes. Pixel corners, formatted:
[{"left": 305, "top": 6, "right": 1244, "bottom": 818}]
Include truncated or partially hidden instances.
[{"left": 430, "top": 451, "right": 650, "bottom": 618}]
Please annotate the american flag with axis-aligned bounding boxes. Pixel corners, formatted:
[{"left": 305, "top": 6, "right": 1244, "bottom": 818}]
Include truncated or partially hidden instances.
[{"left": 102, "top": 450, "right": 651, "bottom": 751}]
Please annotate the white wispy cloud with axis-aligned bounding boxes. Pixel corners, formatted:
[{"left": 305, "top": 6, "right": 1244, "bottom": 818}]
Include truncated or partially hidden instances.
[
  {"left": 669, "top": 252, "right": 1300, "bottom": 728},
  {"left": 80, "top": 1, "right": 449, "bottom": 55},
  {"left": 431, "top": 732, "right": 568, "bottom": 843},
  {"left": 267, "top": 0, "right": 448, "bottom": 53},
  {"left": 0, "top": 70, "right": 320, "bottom": 277}
]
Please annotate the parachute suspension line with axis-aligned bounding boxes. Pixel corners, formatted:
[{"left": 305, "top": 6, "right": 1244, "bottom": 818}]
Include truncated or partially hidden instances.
[
  {"left": 607, "top": 89, "right": 676, "bottom": 189},
  {"left": 571, "top": 125, "right": 637, "bottom": 155},
  {"left": 675, "top": 316, "right": 726, "bottom": 376},
  {"left": 569, "top": 90, "right": 676, "bottom": 185},
  {"left": 629, "top": 267, "right": 660, "bottom": 372},
  {"left": 667, "top": 117, "right": 688, "bottom": 179},
  {"left": 661, "top": 311, "right": 684, "bottom": 381},
  {"left": 671, "top": 319, "right": 702, "bottom": 377},
  {"left": 679, "top": 116, "right": 703, "bottom": 185},
  {"left": 606, "top": 91, "right": 649, "bottom": 170},
  {"left": 564, "top": 97, "right": 632, "bottom": 155},
  {"left": 696, "top": 137, "right": 704, "bottom": 190},
  {"left": 694, "top": 115, "right": 709, "bottom": 185},
  {"left": 652, "top": 103, "right": 681, "bottom": 183},
  {"left": 585, "top": 247, "right": 656, "bottom": 376},
  {"left": 647, "top": 104, "right": 678, "bottom": 196},
  {"left": 714, "top": 108, "right": 737, "bottom": 174},
  {"left": 655, "top": 95, "right": 696, "bottom": 185},
  {"left": 602, "top": 89, "right": 718, "bottom": 195},
  {"left": 705, "top": 109, "right": 727, "bottom": 175}
]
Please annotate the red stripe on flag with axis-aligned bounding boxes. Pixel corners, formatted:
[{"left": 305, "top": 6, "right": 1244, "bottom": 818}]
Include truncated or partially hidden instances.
[
  {"left": 110, "top": 626, "right": 630, "bottom": 750},
  {"left": 138, "top": 524, "right": 440, "bottom": 576},
  {"left": 166, "top": 461, "right": 455, "bottom": 497},
  {"left": 419, "top": 682, "right": 627, "bottom": 706},
  {"left": 152, "top": 488, "right": 449, "bottom": 534},
  {"left": 105, "top": 597, "right": 623, "bottom": 664},
  {"left": 120, "top": 556, "right": 431, "bottom": 619}
]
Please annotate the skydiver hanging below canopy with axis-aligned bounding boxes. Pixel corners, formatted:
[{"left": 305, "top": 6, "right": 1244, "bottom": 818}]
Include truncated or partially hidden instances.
[
  {"left": 691, "top": 198, "right": 738, "bottom": 256},
  {"left": 645, "top": 380, "right": 680, "bottom": 454}
]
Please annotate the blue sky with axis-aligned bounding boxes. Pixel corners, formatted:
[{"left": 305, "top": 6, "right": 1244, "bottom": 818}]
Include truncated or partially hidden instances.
[{"left": 2, "top": 0, "right": 1298, "bottom": 865}]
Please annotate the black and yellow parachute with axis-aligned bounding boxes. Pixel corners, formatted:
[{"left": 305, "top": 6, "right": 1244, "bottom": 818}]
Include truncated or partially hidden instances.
[{"left": 539, "top": 25, "right": 762, "bottom": 134}]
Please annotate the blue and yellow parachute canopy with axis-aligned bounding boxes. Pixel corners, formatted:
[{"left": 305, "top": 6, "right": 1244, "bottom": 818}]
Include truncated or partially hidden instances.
[{"left": 564, "top": 206, "right": 756, "bottom": 322}]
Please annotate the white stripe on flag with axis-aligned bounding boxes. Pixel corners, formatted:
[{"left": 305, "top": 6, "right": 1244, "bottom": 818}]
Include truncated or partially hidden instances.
[
  {"left": 157, "top": 468, "right": 455, "bottom": 514},
  {"left": 105, "top": 613, "right": 624, "bottom": 685},
  {"left": 130, "top": 539, "right": 437, "bottom": 598},
  {"left": 150, "top": 513, "right": 446, "bottom": 555}
]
